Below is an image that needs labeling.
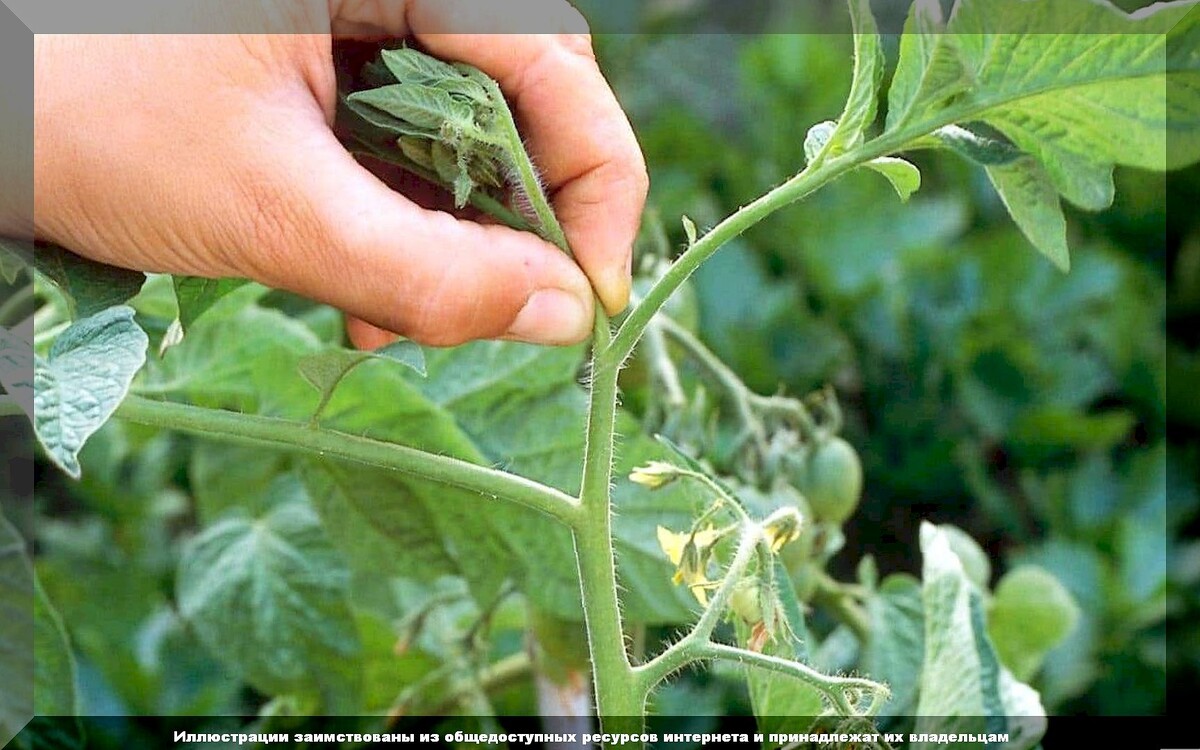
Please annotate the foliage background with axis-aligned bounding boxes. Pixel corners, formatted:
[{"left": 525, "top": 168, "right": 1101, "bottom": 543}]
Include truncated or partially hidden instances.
[{"left": 19, "top": 4, "right": 1196, "bottom": 740}]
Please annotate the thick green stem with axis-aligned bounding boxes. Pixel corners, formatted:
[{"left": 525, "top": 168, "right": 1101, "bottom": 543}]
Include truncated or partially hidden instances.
[
  {"left": 489, "top": 65, "right": 644, "bottom": 734},
  {"left": 576, "top": 329, "right": 647, "bottom": 730},
  {"left": 115, "top": 395, "right": 581, "bottom": 525}
]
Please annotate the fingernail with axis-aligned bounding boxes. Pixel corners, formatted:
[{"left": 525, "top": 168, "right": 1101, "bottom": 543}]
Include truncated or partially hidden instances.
[
  {"left": 506, "top": 289, "right": 591, "bottom": 345},
  {"left": 598, "top": 267, "right": 632, "bottom": 316}
]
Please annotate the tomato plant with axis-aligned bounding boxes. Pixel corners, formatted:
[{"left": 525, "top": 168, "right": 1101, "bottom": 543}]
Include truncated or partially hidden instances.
[{"left": 3, "top": 0, "right": 1197, "bottom": 747}]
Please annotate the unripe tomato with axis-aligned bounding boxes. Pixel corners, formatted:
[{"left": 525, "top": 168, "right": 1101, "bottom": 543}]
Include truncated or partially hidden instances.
[
  {"left": 792, "top": 436, "right": 863, "bottom": 525},
  {"left": 728, "top": 578, "right": 763, "bottom": 624}
]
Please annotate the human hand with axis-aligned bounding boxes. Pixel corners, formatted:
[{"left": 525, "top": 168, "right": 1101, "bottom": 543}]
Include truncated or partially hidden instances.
[{"left": 31, "top": 0, "right": 647, "bottom": 347}]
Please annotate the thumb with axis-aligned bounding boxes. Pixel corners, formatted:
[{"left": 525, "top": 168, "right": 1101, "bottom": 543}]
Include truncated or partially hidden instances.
[{"left": 230, "top": 110, "right": 594, "bottom": 347}]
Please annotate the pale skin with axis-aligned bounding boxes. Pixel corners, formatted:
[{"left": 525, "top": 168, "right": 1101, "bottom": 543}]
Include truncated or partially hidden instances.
[{"left": 29, "top": 0, "right": 647, "bottom": 347}]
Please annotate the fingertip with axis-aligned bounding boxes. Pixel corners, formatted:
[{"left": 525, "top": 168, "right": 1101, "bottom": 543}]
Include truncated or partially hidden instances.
[{"left": 345, "top": 315, "right": 400, "bottom": 350}]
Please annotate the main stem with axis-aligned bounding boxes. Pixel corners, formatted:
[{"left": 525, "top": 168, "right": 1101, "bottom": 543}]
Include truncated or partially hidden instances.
[
  {"left": 577, "top": 318, "right": 647, "bottom": 730},
  {"left": 493, "top": 91, "right": 647, "bottom": 730}
]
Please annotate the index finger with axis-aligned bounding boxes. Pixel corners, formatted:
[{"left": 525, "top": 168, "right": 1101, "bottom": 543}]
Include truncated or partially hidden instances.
[{"left": 335, "top": 0, "right": 647, "bottom": 314}]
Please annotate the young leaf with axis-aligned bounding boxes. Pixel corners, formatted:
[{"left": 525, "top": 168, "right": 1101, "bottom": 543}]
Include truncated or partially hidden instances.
[
  {"left": 864, "top": 156, "right": 921, "bottom": 201},
  {"left": 826, "top": 0, "right": 884, "bottom": 155},
  {"left": 176, "top": 487, "right": 363, "bottom": 711},
  {"left": 172, "top": 276, "right": 247, "bottom": 333},
  {"left": 33, "top": 306, "right": 148, "bottom": 478},
  {"left": 682, "top": 215, "right": 698, "bottom": 246},
  {"left": 33, "top": 244, "right": 146, "bottom": 320},
  {"left": 987, "top": 565, "right": 1080, "bottom": 681},
  {"left": 804, "top": 121, "right": 837, "bottom": 165},
  {"left": 347, "top": 83, "right": 475, "bottom": 133},
  {"left": 380, "top": 46, "right": 461, "bottom": 85},
  {"left": 985, "top": 158, "right": 1071, "bottom": 271}
]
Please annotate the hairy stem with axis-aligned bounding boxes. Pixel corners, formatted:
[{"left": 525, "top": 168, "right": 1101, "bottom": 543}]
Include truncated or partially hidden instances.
[
  {"left": 700, "top": 643, "right": 890, "bottom": 716},
  {"left": 603, "top": 134, "right": 915, "bottom": 370},
  {"left": 577, "top": 330, "right": 647, "bottom": 730},
  {"left": 484, "top": 78, "right": 571, "bottom": 253},
  {"left": 115, "top": 396, "right": 581, "bottom": 525},
  {"left": 633, "top": 525, "right": 759, "bottom": 692},
  {"left": 485, "top": 68, "right": 643, "bottom": 734},
  {"left": 642, "top": 320, "right": 686, "bottom": 409}
]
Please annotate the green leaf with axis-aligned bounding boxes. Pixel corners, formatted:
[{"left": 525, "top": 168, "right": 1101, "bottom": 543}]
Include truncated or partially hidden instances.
[
  {"left": 32, "top": 244, "right": 146, "bottom": 320},
  {"left": 301, "top": 347, "right": 533, "bottom": 609},
  {"left": 864, "top": 156, "right": 921, "bottom": 201},
  {"left": 172, "top": 276, "right": 248, "bottom": 332},
  {"left": 347, "top": 83, "right": 475, "bottom": 133},
  {"left": 997, "top": 668, "right": 1049, "bottom": 750},
  {"left": 417, "top": 342, "right": 697, "bottom": 622},
  {"left": 938, "top": 523, "right": 992, "bottom": 590},
  {"left": 302, "top": 461, "right": 458, "bottom": 597},
  {"left": 861, "top": 573, "right": 924, "bottom": 717},
  {"left": 190, "top": 441, "right": 292, "bottom": 523},
  {"left": 914, "top": 522, "right": 1013, "bottom": 744},
  {"left": 0, "top": 512, "right": 80, "bottom": 746},
  {"left": 947, "top": 0, "right": 1200, "bottom": 174},
  {"left": 888, "top": 0, "right": 1200, "bottom": 260},
  {"left": 826, "top": 0, "right": 884, "bottom": 155},
  {"left": 34, "top": 577, "right": 78, "bottom": 716},
  {"left": 985, "top": 158, "right": 1070, "bottom": 271},
  {"left": 33, "top": 306, "right": 148, "bottom": 478},
  {"left": 987, "top": 565, "right": 1080, "bottom": 682},
  {"left": 299, "top": 341, "right": 426, "bottom": 417},
  {"left": 886, "top": 0, "right": 970, "bottom": 132},
  {"left": 176, "top": 481, "right": 362, "bottom": 711},
  {"left": 0, "top": 324, "right": 33, "bottom": 419},
  {"left": 0, "top": 511, "right": 33, "bottom": 745},
  {"left": 139, "top": 291, "right": 322, "bottom": 414},
  {"left": 380, "top": 46, "right": 461, "bottom": 86}
]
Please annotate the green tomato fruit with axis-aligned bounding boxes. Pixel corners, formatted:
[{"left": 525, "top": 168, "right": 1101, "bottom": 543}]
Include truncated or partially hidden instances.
[
  {"left": 794, "top": 436, "right": 863, "bottom": 525},
  {"left": 728, "top": 579, "right": 763, "bottom": 624}
]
